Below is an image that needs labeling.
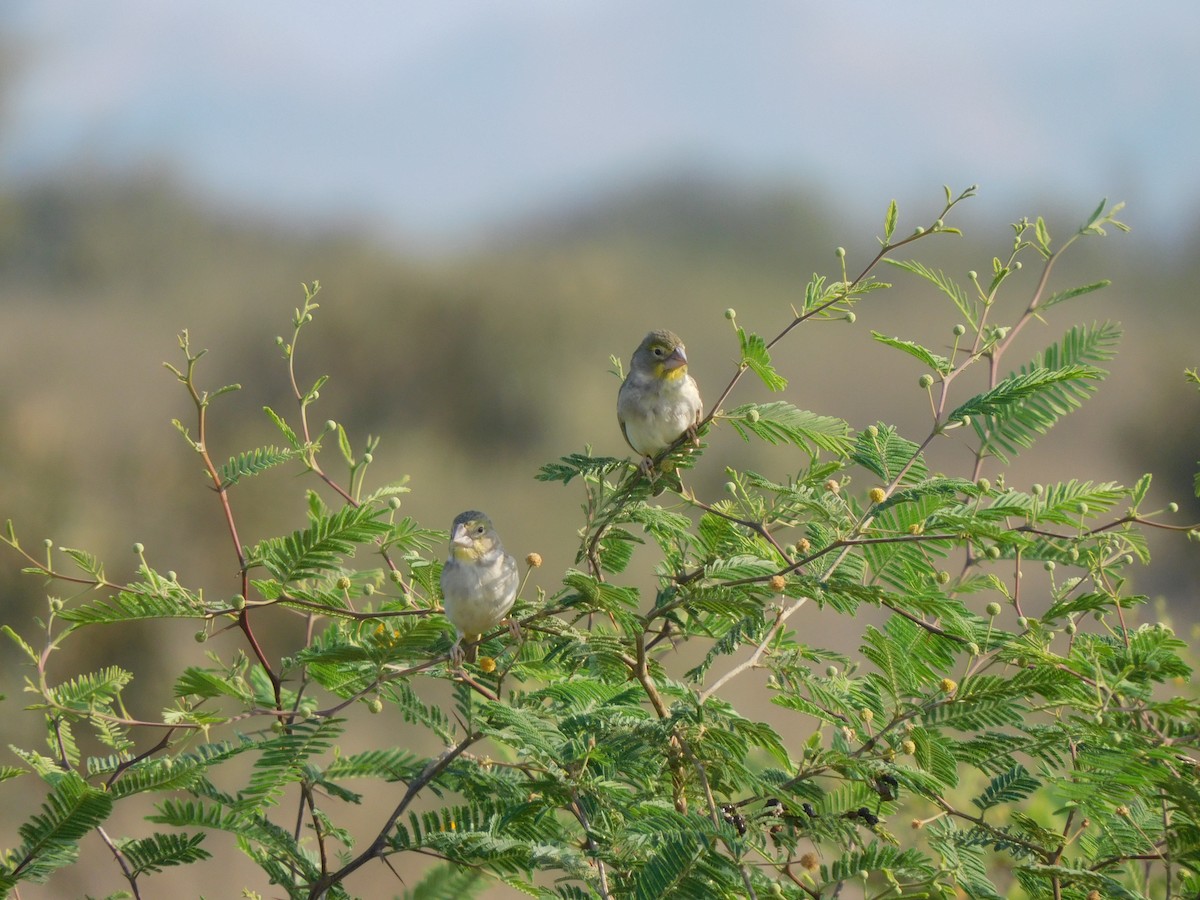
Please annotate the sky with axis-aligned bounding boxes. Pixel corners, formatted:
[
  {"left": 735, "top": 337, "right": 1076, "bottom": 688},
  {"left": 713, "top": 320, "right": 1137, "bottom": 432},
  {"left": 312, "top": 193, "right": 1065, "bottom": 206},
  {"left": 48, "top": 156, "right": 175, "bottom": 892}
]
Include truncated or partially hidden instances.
[{"left": 2, "top": 2, "right": 1198, "bottom": 246}]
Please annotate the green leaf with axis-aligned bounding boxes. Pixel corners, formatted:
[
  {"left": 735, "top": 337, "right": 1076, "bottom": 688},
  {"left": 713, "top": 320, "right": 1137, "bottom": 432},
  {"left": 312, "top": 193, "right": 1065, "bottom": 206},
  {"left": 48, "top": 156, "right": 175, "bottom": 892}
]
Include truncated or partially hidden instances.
[
  {"left": 725, "top": 403, "right": 851, "bottom": 455},
  {"left": 596, "top": 527, "right": 641, "bottom": 575},
  {"left": 1041, "top": 280, "right": 1111, "bottom": 312},
  {"left": 59, "top": 547, "right": 105, "bottom": 581},
  {"left": 174, "top": 667, "right": 253, "bottom": 702},
  {"left": 117, "top": 832, "right": 211, "bottom": 876},
  {"left": 973, "top": 323, "right": 1120, "bottom": 463},
  {"left": 47, "top": 666, "right": 132, "bottom": 711},
  {"left": 910, "top": 726, "right": 959, "bottom": 788},
  {"left": 1128, "top": 472, "right": 1152, "bottom": 511},
  {"left": 236, "top": 718, "right": 344, "bottom": 813},
  {"left": 1003, "top": 480, "right": 1126, "bottom": 526},
  {"left": 630, "top": 830, "right": 705, "bottom": 899},
  {"left": 59, "top": 589, "right": 208, "bottom": 626},
  {"left": 871, "top": 332, "right": 953, "bottom": 375},
  {"left": 851, "top": 423, "right": 927, "bottom": 485},
  {"left": 323, "top": 747, "right": 423, "bottom": 782},
  {"left": 737, "top": 328, "right": 787, "bottom": 391},
  {"left": 262, "top": 405, "right": 302, "bottom": 450},
  {"left": 383, "top": 516, "right": 443, "bottom": 557},
  {"left": 973, "top": 763, "right": 1040, "bottom": 811},
  {"left": 949, "top": 365, "right": 1103, "bottom": 424},
  {"left": 1034, "top": 216, "right": 1051, "bottom": 253},
  {"left": 536, "top": 453, "right": 628, "bottom": 485},
  {"left": 149, "top": 799, "right": 318, "bottom": 880},
  {"left": 336, "top": 424, "right": 354, "bottom": 466},
  {"left": 884, "top": 258, "right": 976, "bottom": 328},
  {"left": 217, "top": 445, "right": 298, "bottom": 487},
  {"left": 105, "top": 756, "right": 207, "bottom": 799},
  {"left": 247, "top": 503, "right": 392, "bottom": 583},
  {"left": 3, "top": 772, "right": 113, "bottom": 887},
  {"left": 874, "top": 476, "right": 977, "bottom": 517},
  {"left": 2, "top": 625, "right": 38, "bottom": 664},
  {"left": 823, "top": 844, "right": 937, "bottom": 886},
  {"left": 884, "top": 198, "right": 898, "bottom": 243},
  {"left": 398, "top": 862, "right": 487, "bottom": 899},
  {"left": 560, "top": 570, "right": 640, "bottom": 632}
]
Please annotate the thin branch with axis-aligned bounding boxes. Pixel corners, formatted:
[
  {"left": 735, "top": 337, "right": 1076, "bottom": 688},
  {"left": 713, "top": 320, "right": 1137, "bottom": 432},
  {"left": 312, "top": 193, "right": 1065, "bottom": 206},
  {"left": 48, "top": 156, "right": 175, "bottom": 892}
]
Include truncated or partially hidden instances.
[
  {"left": 97, "top": 826, "right": 141, "bottom": 900},
  {"left": 306, "top": 733, "right": 481, "bottom": 898}
]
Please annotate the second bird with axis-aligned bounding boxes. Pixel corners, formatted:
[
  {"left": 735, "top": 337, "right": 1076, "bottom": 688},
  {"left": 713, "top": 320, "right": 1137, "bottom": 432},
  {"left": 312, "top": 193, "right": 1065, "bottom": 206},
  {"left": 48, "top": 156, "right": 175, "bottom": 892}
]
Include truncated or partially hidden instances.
[
  {"left": 617, "top": 329, "right": 704, "bottom": 471},
  {"left": 440, "top": 510, "right": 519, "bottom": 664}
]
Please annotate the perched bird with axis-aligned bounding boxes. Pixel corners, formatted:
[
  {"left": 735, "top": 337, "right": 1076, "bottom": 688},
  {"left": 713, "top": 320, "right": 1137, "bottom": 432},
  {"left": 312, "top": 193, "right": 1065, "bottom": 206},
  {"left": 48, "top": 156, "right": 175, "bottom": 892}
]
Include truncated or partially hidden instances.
[
  {"left": 617, "top": 329, "right": 704, "bottom": 474},
  {"left": 439, "top": 510, "right": 519, "bottom": 664}
]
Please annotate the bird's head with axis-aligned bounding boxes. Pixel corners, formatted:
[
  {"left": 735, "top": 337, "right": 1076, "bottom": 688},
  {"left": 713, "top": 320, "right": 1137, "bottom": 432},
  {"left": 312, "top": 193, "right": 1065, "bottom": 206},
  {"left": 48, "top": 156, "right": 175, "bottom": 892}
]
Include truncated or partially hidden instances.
[
  {"left": 631, "top": 329, "right": 689, "bottom": 382},
  {"left": 448, "top": 510, "right": 499, "bottom": 562}
]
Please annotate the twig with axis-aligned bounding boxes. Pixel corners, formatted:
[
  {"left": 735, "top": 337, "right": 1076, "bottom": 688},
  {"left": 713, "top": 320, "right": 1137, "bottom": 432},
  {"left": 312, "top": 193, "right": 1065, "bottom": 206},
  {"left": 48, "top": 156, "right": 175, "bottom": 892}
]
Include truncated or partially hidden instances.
[{"left": 306, "top": 733, "right": 480, "bottom": 898}]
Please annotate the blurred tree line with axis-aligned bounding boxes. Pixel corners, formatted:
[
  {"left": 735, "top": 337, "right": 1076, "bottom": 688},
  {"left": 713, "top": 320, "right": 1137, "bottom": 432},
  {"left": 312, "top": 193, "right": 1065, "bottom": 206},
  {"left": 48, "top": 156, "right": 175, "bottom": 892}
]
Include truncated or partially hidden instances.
[{"left": 1, "top": 169, "right": 1199, "bottom": 710}]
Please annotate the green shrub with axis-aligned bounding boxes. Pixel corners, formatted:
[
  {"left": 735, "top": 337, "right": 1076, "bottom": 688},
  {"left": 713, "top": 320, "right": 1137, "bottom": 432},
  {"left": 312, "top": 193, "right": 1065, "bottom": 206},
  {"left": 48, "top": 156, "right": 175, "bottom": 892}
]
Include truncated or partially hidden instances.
[{"left": 4, "top": 188, "right": 1199, "bottom": 899}]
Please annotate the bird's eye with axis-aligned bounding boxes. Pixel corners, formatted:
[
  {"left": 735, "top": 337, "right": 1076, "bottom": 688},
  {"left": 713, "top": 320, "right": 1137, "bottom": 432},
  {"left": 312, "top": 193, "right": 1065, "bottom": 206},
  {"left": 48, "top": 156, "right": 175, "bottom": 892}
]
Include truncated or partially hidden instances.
[
  {"left": 474, "top": 525, "right": 485, "bottom": 535},
  {"left": 653, "top": 347, "right": 664, "bottom": 357}
]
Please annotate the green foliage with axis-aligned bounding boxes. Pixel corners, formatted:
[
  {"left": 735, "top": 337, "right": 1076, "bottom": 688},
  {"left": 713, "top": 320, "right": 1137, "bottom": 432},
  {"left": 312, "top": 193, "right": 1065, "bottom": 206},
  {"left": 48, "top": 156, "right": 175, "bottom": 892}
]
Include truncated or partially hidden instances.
[
  {"left": 0, "top": 772, "right": 113, "bottom": 889},
  {"left": 725, "top": 402, "right": 852, "bottom": 456},
  {"left": 117, "top": 831, "right": 211, "bottom": 876},
  {"left": 1, "top": 193, "right": 1197, "bottom": 900},
  {"left": 218, "top": 444, "right": 300, "bottom": 487},
  {"left": 973, "top": 320, "right": 1121, "bottom": 463},
  {"left": 736, "top": 327, "right": 788, "bottom": 391}
]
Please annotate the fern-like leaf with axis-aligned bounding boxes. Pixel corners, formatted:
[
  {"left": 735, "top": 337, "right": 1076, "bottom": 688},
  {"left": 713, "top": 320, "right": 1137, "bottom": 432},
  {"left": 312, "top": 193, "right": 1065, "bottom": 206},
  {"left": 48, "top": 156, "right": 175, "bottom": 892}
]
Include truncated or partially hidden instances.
[
  {"left": 974, "top": 322, "right": 1120, "bottom": 463},
  {"left": 973, "top": 763, "right": 1040, "bottom": 811},
  {"left": 236, "top": 718, "right": 344, "bottom": 812},
  {"left": 0, "top": 772, "right": 113, "bottom": 888},
  {"left": 117, "top": 831, "right": 211, "bottom": 876},
  {"left": 217, "top": 445, "right": 298, "bottom": 487},
  {"left": 737, "top": 328, "right": 788, "bottom": 391},
  {"left": 851, "top": 423, "right": 927, "bottom": 485},
  {"left": 629, "top": 831, "right": 706, "bottom": 899},
  {"left": 536, "top": 453, "right": 628, "bottom": 485},
  {"left": 871, "top": 332, "right": 953, "bottom": 375},
  {"left": 46, "top": 666, "right": 132, "bottom": 711},
  {"left": 59, "top": 587, "right": 207, "bottom": 625},
  {"left": 399, "top": 862, "right": 487, "bottom": 899},
  {"left": 247, "top": 504, "right": 392, "bottom": 583},
  {"left": 884, "top": 258, "right": 976, "bottom": 327},
  {"left": 726, "top": 402, "right": 851, "bottom": 456},
  {"left": 948, "top": 365, "right": 1103, "bottom": 424}
]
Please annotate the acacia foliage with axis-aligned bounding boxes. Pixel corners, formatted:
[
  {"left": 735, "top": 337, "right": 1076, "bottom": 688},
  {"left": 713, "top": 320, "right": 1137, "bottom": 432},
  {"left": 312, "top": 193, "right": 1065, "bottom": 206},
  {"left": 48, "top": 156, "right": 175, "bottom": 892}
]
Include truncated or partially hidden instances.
[{"left": 4, "top": 190, "right": 1200, "bottom": 900}]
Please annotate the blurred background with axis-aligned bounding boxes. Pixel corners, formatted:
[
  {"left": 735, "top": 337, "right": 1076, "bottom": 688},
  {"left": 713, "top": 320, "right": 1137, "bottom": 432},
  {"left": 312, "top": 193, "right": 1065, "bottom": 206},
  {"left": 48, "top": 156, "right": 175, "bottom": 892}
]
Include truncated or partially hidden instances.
[{"left": 2, "top": 2, "right": 1199, "bottom": 896}]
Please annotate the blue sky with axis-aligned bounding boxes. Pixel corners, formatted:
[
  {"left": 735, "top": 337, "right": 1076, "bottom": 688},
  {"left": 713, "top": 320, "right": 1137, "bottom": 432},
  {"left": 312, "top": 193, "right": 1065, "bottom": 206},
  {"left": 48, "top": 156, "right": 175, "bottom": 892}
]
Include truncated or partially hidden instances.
[{"left": 3, "top": 2, "right": 1198, "bottom": 245}]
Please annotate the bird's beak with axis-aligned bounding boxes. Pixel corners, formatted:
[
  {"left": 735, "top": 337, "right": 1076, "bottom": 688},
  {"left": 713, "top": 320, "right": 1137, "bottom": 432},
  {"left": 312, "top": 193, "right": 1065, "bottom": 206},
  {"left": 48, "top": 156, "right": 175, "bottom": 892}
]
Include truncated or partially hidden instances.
[
  {"left": 662, "top": 345, "right": 688, "bottom": 371},
  {"left": 451, "top": 524, "right": 473, "bottom": 549}
]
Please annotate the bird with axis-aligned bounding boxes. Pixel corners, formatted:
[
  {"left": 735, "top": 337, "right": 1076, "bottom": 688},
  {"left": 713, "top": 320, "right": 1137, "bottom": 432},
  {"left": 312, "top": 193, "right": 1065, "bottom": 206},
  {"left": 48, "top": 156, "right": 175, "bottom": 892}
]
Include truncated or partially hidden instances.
[
  {"left": 617, "top": 329, "right": 704, "bottom": 476},
  {"left": 439, "top": 510, "right": 519, "bottom": 664}
]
